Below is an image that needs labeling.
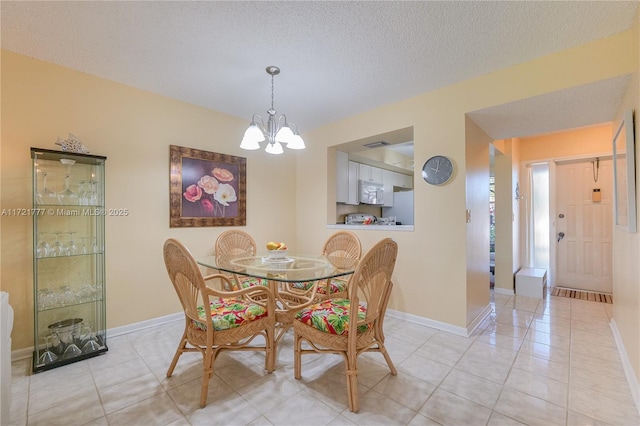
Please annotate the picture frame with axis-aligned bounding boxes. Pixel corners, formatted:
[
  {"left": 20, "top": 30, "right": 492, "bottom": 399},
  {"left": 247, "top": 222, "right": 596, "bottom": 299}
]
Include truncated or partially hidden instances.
[
  {"left": 169, "top": 145, "right": 246, "bottom": 228},
  {"left": 612, "top": 109, "right": 637, "bottom": 233}
]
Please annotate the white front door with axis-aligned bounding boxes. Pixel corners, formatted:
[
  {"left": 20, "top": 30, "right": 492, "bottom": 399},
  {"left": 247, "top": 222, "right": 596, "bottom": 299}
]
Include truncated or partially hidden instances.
[{"left": 555, "top": 159, "right": 613, "bottom": 293}]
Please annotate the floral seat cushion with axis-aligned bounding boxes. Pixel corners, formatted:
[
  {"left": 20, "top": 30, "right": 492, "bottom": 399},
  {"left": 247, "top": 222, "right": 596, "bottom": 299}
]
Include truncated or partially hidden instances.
[
  {"left": 294, "top": 298, "right": 371, "bottom": 335},
  {"left": 290, "top": 278, "right": 348, "bottom": 295},
  {"left": 192, "top": 297, "right": 268, "bottom": 331},
  {"left": 233, "top": 276, "right": 268, "bottom": 290}
]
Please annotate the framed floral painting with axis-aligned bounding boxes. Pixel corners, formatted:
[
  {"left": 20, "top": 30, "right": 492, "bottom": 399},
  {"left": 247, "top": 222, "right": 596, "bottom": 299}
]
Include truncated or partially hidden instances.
[{"left": 169, "top": 145, "right": 246, "bottom": 227}]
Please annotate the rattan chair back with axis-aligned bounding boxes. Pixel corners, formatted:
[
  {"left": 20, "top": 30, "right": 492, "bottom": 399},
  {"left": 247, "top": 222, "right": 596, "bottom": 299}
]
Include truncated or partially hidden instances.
[{"left": 215, "top": 230, "right": 257, "bottom": 256}]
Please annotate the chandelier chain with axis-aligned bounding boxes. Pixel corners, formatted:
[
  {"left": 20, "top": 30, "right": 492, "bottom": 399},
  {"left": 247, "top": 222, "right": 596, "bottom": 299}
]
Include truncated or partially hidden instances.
[{"left": 271, "top": 74, "right": 275, "bottom": 111}]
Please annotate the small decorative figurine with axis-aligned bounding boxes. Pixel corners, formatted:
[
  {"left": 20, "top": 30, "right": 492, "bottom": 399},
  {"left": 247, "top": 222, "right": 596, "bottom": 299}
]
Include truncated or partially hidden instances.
[{"left": 55, "top": 133, "right": 90, "bottom": 154}]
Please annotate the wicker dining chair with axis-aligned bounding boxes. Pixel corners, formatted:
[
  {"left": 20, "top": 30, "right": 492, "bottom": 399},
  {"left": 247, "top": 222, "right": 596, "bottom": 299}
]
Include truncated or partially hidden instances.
[
  {"left": 289, "top": 231, "right": 362, "bottom": 301},
  {"left": 214, "top": 230, "right": 267, "bottom": 290},
  {"left": 163, "top": 238, "right": 276, "bottom": 408},
  {"left": 293, "top": 238, "right": 398, "bottom": 413}
]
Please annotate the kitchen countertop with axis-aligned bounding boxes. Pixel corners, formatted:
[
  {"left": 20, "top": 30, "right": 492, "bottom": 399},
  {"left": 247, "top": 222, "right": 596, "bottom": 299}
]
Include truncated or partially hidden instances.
[{"left": 327, "top": 224, "right": 414, "bottom": 231}]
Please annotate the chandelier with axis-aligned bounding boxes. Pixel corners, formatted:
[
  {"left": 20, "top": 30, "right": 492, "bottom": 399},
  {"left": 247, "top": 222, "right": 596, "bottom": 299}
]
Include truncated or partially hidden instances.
[{"left": 240, "top": 66, "right": 305, "bottom": 154}]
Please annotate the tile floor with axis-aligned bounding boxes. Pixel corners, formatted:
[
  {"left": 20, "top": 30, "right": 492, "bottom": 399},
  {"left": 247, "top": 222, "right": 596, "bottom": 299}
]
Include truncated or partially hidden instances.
[{"left": 10, "top": 290, "right": 640, "bottom": 426}]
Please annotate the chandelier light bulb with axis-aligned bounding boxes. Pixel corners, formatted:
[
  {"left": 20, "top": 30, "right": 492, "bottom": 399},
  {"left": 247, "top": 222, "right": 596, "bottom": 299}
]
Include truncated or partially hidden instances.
[{"left": 265, "top": 141, "right": 284, "bottom": 155}]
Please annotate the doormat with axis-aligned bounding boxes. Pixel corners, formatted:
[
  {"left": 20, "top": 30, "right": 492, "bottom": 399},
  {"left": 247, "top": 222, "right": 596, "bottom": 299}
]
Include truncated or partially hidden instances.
[{"left": 551, "top": 287, "right": 613, "bottom": 304}]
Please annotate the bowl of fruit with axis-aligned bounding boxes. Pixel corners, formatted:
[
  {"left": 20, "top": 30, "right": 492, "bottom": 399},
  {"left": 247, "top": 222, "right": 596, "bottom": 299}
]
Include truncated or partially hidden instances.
[{"left": 266, "top": 241, "right": 287, "bottom": 259}]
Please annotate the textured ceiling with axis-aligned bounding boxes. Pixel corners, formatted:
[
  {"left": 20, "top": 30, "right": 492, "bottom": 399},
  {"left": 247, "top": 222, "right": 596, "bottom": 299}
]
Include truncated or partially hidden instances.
[{"left": 1, "top": 1, "right": 638, "bottom": 139}]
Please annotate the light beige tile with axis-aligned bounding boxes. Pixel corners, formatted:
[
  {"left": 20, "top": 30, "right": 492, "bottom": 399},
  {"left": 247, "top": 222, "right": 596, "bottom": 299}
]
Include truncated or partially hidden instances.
[
  {"left": 529, "top": 320, "right": 571, "bottom": 338},
  {"left": 512, "top": 352, "right": 569, "bottom": 383},
  {"left": 419, "top": 388, "right": 492, "bottom": 426},
  {"left": 566, "top": 410, "right": 614, "bottom": 426},
  {"left": 568, "top": 386, "right": 640, "bottom": 426},
  {"left": 494, "top": 388, "right": 566, "bottom": 426},
  {"left": 26, "top": 387, "right": 105, "bottom": 426},
  {"left": 91, "top": 356, "right": 152, "bottom": 390},
  {"left": 9, "top": 388, "right": 28, "bottom": 423},
  {"left": 438, "top": 368, "right": 502, "bottom": 409},
  {"left": 106, "top": 393, "right": 184, "bottom": 425},
  {"left": 341, "top": 389, "right": 418, "bottom": 425},
  {"left": 525, "top": 328, "right": 572, "bottom": 350},
  {"left": 570, "top": 351, "right": 626, "bottom": 379},
  {"left": 398, "top": 354, "right": 452, "bottom": 386},
  {"left": 465, "top": 341, "right": 518, "bottom": 364},
  {"left": 372, "top": 372, "right": 436, "bottom": 411},
  {"left": 495, "top": 309, "right": 534, "bottom": 328},
  {"left": 236, "top": 373, "right": 304, "bottom": 413},
  {"left": 505, "top": 368, "right": 568, "bottom": 407},
  {"left": 483, "top": 321, "right": 528, "bottom": 338},
  {"left": 487, "top": 411, "right": 527, "bottom": 426},
  {"left": 519, "top": 339, "right": 570, "bottom": 364},
  {"left": 98, "top": 372, "right": 164, "bottom": 414},
  {"left": 407, "top": 413, "right": 444, "bottom": 426},
  {"left": 477, "top": 330, "right": 523, "bottom": 351},
  {"left": 569, "top": 367, "right": 635, "bottom": 405},
  {"left": 263, "top": 391, "right": 340, "bottom": 426},
  {"left": 414, "top": 340, "right": 466, "bottom": 367},
  {"left": 454, "top": 353, "right": 511, "bottom": 385}
]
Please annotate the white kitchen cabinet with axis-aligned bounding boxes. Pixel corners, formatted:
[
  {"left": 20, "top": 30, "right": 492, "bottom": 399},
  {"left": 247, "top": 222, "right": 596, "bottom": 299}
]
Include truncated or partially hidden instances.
[
  {"left": 359, "top": 163, "right": 383, "bottom": 183},
  {"left": 347, "top": 161, "right": 359, "bottom": 205},
  {"left": 394, "top": 172, "right": 413, "bottom": 189},
  {"left": 336, "top": 151, "right": 348, "bottom": 203},
  {"left": 336, "top": 152, "right": 359, "bottom": 205},
  {"left": 382, "top": 169, "right": 394, "bottom": 207}
]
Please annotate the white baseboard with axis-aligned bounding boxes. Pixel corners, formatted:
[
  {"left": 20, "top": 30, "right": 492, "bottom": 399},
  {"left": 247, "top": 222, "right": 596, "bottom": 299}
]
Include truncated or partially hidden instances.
[
  {"left": 12, "top": 312, "right": 183, "bottom": 362},
  {"left": 493, "top": 287, "right": 514, "bottom": 295},
  {"left": 387, "top": 307, "right": 469, "bottom": 337},
  {"left": 466, "top": 304, "right": 493, "bottom": 336},
  {"left": 610, "top": 319, "right": 640, "bottom": 416}
]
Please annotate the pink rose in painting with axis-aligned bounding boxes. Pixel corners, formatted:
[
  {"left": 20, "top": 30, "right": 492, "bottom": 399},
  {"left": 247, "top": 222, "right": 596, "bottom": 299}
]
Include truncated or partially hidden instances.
[
  {"left": 183, "top": 184, "right": 202, "bottom": 202},
  {"left": 200, "top": 198, "right": 214, "bottom": 214},
  {"left": 198, "top": 175, "right": 219, "bottom": 194},
  {"left": 212, "top": 167, "right": 234, "bottom": 182},
  {"left": 214, "top": 183, "right": 237, "bottom": 206}
]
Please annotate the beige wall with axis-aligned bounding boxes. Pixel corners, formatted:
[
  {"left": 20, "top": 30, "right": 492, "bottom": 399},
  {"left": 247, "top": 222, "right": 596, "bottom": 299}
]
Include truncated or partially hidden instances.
[
  {"left": 0, "top": 51, "right": 298, "bottom": 350},
  {"left": 519, "top": 124, "right": 614, "bottom": 162}
]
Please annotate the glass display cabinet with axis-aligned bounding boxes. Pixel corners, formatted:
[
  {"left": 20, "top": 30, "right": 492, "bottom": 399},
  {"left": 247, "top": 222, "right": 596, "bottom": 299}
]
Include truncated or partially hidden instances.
[{"left": 31, "top": 148, "right": 108, "bottom": 372}]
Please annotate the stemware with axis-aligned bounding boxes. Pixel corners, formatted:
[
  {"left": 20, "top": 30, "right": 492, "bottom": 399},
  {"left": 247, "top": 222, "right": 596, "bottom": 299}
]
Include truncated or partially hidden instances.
[
  {"left": 36, "top": 172, "right": 58, "bottom": 204},
  {"left": 90, "top": 237, "right": 99, "bottom": 254},
  {"left": 61, "top": 331, "right": 82, "bottom": 359},
  {"left": 51, "top": 232, "right": 67, "bottom": 256},
  {"left": 37, "top": 334, "right": 59, "bottom": 365},
  {"left": 58, "top": 174, "right": 78, "bottom": 205},
  {"left": 64, "top": 231, "right": 78, "bottom": 255},
  {"left": 80, "top": 324, "right": 101, "bottom": 353},
  {"left": 36, "top": 232, "right": 51, "bottom": 258},
  {"left": 77, "top": 180, "right": 89, "bottom": 205}
]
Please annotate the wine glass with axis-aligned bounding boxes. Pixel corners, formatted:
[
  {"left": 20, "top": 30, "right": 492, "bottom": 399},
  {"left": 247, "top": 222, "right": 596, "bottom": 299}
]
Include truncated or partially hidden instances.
[
  {"left": 36, "top": 232, "right": 51, "bottom": 258},
  {"left": 77, "top": 180, "right": 88, "bottom": 205},
  {"left": 37, "top": 334, "right": 59, "bottom": 365},
  {"left": 61, "top": 331, "right": 82, "bottom": 360},
  {"left": 36, "top": 172, "right": 58, "bottom": 204},
  {"left": 80, "top": 324, "right": 101, "bottom": 353},
  {"left": 64, "top": 231, "right": 78, "bottom": 255},
  {"left": 90, "top": 237, "right": 99, "bottom": 254},
  {"left": 51, "top": 232, "right": 67, "bottom": 256},
  {"left": 58, "top": 174, "right": 78, "bottom": 205}
]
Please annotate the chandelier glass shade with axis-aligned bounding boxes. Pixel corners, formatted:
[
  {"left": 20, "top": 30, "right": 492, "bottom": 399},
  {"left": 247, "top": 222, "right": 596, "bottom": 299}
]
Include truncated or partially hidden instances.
[{"left": 240, "top": 66, "right": 305, "bottom": 154}]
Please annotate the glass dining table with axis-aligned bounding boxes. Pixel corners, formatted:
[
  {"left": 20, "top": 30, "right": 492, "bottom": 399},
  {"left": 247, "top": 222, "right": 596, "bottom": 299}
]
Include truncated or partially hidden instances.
[{"left": 197, "top": 252, "right": 358, "bottom": 353}]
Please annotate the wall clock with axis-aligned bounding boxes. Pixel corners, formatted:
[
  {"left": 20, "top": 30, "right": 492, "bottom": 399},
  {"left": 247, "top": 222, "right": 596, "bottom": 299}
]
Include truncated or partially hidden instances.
[{"left": 422, "top": 155, "right": 454, "bottom": 185}]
